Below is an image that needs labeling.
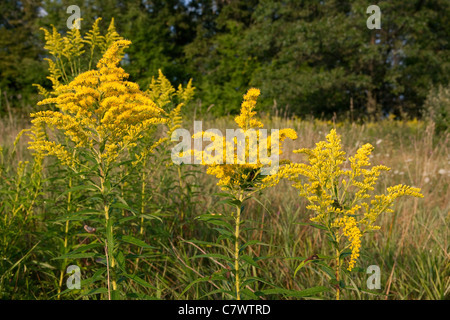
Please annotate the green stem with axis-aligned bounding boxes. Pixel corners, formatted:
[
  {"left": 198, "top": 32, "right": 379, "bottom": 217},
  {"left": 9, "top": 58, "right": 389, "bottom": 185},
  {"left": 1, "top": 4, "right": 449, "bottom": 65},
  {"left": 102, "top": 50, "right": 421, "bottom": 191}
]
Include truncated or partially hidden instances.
[
  {"left": 234, "top": 193, "right": 243, "bottom": 300},
  {"left": 140, "top": 163, "right": 147, "bottom": 235},
  {"left": 99, "top": 159, "right": 117, "bottom": 298},
  {"left": 135, "top": 162, "right": 147, "bottom": 272},
  {"left": 335, "top": 248, "right": 341, "bottom": 300},
  {"left": 58, "top": 167, "right": 73, "bottom": 298},
  {"left": 104, "top": 200, "right": 117, "bottom": 296}
]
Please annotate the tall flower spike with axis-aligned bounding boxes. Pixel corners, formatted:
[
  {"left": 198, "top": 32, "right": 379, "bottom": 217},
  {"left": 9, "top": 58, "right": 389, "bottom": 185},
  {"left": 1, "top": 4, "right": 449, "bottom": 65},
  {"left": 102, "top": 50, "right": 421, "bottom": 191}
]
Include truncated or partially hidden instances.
[
  {"left": 277, "top": 128, "right": 423, "bottom": 271},
  {"left": 29, "top": 40, "right": 166, "bottom": 165},
  {"left": 195, "top": 88, "right": 297, "bottom": 191},
  {"left": 234, "top": 88, "right": 264, "bottom": 130}
]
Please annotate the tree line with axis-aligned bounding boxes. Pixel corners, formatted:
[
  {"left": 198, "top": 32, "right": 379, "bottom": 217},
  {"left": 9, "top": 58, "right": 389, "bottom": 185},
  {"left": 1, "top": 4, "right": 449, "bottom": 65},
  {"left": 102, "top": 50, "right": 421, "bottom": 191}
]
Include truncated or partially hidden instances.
[{"left": 1, "top": 0, "right": 449, "bottom": 119}]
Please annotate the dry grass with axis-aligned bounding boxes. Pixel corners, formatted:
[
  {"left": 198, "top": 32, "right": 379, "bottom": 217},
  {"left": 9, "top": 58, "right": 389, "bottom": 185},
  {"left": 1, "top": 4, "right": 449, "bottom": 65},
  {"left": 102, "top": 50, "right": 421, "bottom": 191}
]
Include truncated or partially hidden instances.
[{"left": 1, "top": 115, "right": 448, "bottom": 299}]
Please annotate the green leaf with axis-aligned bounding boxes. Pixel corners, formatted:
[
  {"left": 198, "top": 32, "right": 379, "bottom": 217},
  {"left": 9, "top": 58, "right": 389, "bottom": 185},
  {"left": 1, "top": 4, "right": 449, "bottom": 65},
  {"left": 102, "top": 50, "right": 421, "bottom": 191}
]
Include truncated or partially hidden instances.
[
  {"left": 111, "top": 202, "right": 138, "bottom": 215},
  {"left": 197, "top": 214, "right": 233, "bottom": 229},
  {"left": 317, "top": 254, "right": 334, "bottom": 260},
  {"left": 111, "top": 290, "right": 120, "bottom": 300},
  {"left": 318, "top": 263, "right": 336, "bottom": 280},
  {"left": 349, "top": 267, "right": 365, "bottom": 273},
  {"left": 239, "top": 240, "right": 260, "bottom": 253},
  {"left": 289, "top": 286, "right": 330, "bottom": 297},
  {"left": 115, "top": 251, "right": 126, "bottom": 272},
  {"left": 240, "top": 255, "right": 259, "bottom": 268},
  {"left": 262, "top": 286, "right": 329, "bottom": 298},
  {"left": 216, "top": 198, "right": 242, "bottom": 208},
  {"left": 260, "top": 288, "right": 288, "bottom": 296},
  {"left": 126, "top": 292, "right": 159, "bottom": 300},
  {"left": 180, "top": 275, "right": 227, "bottom": 297},
  {"left": 122, "top": 274, "right": 157, "bottom": 290},
  {"left": 340, "top": 250, "right": 352, "bottom": 259},
  {"left": 240, "top": 276, "right": 273, "bottom": 288},
  {"left": 0, "top": 241, "right": 40, "bottom": 284},
  {"left": 117, "top": 215, "right": 140, "bottom": 224},
  {"left": 294, "top": 259, "right": 314, "bottom": 278},
  {"left": 51, "top": 214, "right": 89, "bottom": 223},
  {"left": 180, "top": 239, "right": 228, "bottom": 250},
  {"left": 53, "top": 252, "right": 97, "bottom": 260},
  {"left": 120, "top": 235, "right": 156, "bottom": 249},
  {"left": 139, "top": 213, "right": 162, "bottom": 222},
  {"left": 78, "top": 208, "right": 105, "bottom": 216},
  {"left": 52, "top": 268, "right": 106, "bottom": 299},
  {"left": 53, "top": 242, "right": 102, "bottom": 260},
  {"left": 73, "top": 242, "right": 103, "bottom": 253},
  {"left": 82, "top": 287, "right": 108, "bottom": 296},
  {"left": 213, "top": 227, "right": 234, "bottom": 239},
  {"left": 55, "top": 184, "right": 98, "bottom": 201},
  {"left": 295, "top": 222, "right": 328, "bottom": 231},
  {"left": 240, "top": 288, "right": 259, "bottom": 299},
  {"left": 357, "top": 289, "right": 389, "bottom": 297}
]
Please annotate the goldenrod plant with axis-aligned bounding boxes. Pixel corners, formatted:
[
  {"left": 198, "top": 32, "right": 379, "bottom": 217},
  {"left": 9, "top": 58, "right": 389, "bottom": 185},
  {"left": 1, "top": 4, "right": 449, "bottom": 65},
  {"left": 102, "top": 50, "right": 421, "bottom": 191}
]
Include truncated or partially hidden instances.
[
  {"left": 1, "top": 13, "right": 443, "bottom": 301},
  {"left": 8, "top": 17, "right": 195, "bottom": 300},
  {"left": 26, "top": 18, "right": 126, "bottom": 298},
  {"left": 182, "top": 88, "right": 302, "bottom": 299},
  {"left": 25, "top": 33, "right": 195, "bottom": 298},
  {"left": 265, "top": 129, "right": 424, "bottom": 299}
]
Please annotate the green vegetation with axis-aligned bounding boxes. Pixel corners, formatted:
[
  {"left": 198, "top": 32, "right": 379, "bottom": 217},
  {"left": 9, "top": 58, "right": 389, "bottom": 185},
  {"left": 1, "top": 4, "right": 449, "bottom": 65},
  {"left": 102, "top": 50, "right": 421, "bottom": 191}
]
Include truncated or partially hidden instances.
[
  {"left": 0, "top": 2, "right": 448, "bottom": 301},
  {"left": 1, "top": 0, "right": 449, "bottom": 119},
  {"left": 1, "top": 114, "right": 448, "bottom": 299}
]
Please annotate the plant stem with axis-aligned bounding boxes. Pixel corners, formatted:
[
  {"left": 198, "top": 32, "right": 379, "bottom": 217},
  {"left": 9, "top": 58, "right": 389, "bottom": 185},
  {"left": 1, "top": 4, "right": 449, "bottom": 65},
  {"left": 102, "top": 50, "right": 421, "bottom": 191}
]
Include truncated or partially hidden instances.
[
  {"left": 104, "top": 201, "right": 117, "bottom": 296},
  {"left": 234, "top": 193, "right": 243, "bottom": 300},
  {"left": 58, "top": 171, "right": 72, "bottom": 298},
  {"left": 105, "top": 240, "right": 111, "bottom": 300},
  {"left": 335, "top": 249, "right": 341, "bottom": 300},
  {"left": 135, "top": 162, "right": 146, "bottom": 272},
  {"left": 99, "top": 159, "right": 117, "bottom": 298}
]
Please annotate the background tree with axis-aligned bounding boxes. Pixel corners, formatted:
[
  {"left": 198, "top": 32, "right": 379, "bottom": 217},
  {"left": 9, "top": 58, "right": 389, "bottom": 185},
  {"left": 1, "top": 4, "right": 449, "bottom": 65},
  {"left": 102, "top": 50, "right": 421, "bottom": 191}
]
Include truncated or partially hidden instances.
[
  {"left": 1, "top": 0, "right": 449, "bottom": 120},
  {"left": 0, "top": 0, "right": 45, "bottom": 113}
]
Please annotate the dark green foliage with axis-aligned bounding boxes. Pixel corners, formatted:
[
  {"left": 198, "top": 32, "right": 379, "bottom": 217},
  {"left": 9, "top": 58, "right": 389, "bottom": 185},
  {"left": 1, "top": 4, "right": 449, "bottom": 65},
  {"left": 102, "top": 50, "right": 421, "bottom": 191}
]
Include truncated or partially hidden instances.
[
  {"left": 1, "top": 0, "right": 449, "bottom": 119},
  {"left": 0, "top": 0, "right": 46, "bottom": 112}
]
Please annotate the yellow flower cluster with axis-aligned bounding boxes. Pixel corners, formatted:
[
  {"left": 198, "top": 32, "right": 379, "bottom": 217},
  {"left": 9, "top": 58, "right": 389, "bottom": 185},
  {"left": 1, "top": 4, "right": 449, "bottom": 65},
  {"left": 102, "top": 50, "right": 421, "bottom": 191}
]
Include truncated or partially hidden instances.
[
  {"left": 132, "top": 70, "right": 195, "bottom": 166},
  {"left": 195, "top": 88, "right": 297, "bottom": 191},
  {"left": 332, "top": 215, "right": 362, "bottom": 271},
  {"left": 268, "top": 128, "right": 423, "bottom": 270},
  {"left": 362, "top": 184, "right": 424, "bottom": 227},
  {"left": 234, "top": 88, "right": 264, "bottom": 130},
  {"left": 263, "top": 129, "right": 346, "bottom": 220},
  {"left": 34, "top": 18, "right": 124, "bottom": 97},
  {"left": 29, "top": 40, "right": 166, "bottom": 166}
]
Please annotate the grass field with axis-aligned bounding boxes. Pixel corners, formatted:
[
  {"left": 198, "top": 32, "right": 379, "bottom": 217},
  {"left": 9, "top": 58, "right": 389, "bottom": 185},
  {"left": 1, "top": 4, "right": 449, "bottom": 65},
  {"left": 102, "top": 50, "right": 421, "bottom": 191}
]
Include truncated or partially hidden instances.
[{"left": 1, "top": 113, "right": 448, "bottom": 300}]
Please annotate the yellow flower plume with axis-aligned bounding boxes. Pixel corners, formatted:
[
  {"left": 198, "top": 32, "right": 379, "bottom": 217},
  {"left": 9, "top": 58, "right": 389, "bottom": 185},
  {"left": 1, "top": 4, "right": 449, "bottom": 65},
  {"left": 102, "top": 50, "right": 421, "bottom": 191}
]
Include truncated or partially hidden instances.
[
  {"left": 195, "top": 88, "right": 297, "bottom": 191},
  {"left": 29, "top": 40, "right": 166, "bottom": 165},
  {"left": 270, "top": 128, "right": 423, "bottom": 271}
]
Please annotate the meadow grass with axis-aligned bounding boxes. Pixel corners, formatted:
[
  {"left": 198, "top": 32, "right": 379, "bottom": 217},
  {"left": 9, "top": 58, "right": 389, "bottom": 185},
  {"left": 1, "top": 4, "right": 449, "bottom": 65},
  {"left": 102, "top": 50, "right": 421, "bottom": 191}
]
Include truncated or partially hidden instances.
[{"left": 0, "top": 114, "right": 448, "bottom": 300}]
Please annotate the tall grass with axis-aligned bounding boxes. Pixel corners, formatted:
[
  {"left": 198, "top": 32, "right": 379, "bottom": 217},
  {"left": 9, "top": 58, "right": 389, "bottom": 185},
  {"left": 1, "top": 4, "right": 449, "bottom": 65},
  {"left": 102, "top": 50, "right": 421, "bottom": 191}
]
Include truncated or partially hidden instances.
[{"left": 0, "top": 114, "right": 448, "bottom": 300}]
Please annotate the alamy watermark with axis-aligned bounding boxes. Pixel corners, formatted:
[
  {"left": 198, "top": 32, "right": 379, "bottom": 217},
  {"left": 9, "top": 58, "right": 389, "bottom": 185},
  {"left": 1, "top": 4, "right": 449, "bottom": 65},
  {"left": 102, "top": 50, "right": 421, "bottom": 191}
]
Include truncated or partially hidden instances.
[
  {"left": 66, "top": 265, "right": 81, "bottom": 290},
  {"left": 366, "top": 265, "right": 381, "bottom": 289},
  {"left": 367, "top": 5, "right": 381, "bottom": 30},
  {"left": 66, "top": 5, "right": 81, "bottom": 30}
]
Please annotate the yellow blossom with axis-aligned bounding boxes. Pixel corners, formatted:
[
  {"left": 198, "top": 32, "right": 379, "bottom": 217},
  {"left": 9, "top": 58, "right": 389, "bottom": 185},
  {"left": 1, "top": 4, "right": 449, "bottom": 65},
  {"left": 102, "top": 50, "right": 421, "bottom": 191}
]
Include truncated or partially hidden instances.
[
  {"left": 29, "top": 40, "right": 166, "bottom": 167},
  {"left": 195, "top": 88, "right": 297, "bottom": 191},
  {"left": 277, "top": 128, "right": 423, "bottom": 271},
  {"left": 332, "top": 215, "right": 362, "bottom": 271}
]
